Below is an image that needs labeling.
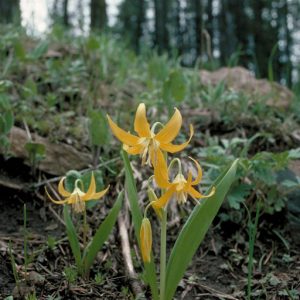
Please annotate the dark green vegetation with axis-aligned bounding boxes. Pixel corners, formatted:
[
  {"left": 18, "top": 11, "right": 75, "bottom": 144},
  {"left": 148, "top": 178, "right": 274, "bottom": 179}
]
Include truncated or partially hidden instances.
[
  {"left": 0, "top": 22, "right": 300, "bottom": 300},
  {"left": 1, "top": 0, "right": 300, "bottom": 86}
]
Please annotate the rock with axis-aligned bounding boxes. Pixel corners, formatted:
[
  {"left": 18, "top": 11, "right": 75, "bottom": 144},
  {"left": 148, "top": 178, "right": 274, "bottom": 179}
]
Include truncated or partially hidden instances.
[
  {"left": 199, "top": 67, "right": 294, "bottom": 109},
  {"left": 2, "top": 126, "right": 92, "bottom": 176},
  {"left": 28, "top": 271, "right": 45, "bottom": 285}
]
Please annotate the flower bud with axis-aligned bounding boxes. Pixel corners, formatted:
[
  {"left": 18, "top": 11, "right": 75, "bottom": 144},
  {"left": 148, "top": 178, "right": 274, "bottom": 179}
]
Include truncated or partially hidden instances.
[{"left": 140, "top": 218, "right": 152, "bottom": 263}]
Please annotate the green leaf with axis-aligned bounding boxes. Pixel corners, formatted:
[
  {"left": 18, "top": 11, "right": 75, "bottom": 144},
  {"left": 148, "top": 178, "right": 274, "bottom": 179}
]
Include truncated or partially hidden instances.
[
  {"left": 3, "top": 111, "right": 14, "bottom": 134},
  {"left": 63, "top": 206, "right": 82, "bottom": 271},
  {"left": 82, "top": 191, "right": 123, "bottom": 274},
  {"left": 163, "top": 70, "right": 186, "bottom": 103},
  {"left": 30, "top": 41, "right": 49, "bottom": 60},
  {"left": 14, "top": 41, "right": 26, "bottom": 61},
  {"left": 88, "top": 110, "right": 109, "bottom": 146},
  {"left": 65, "top": 170, "right": 82, "bottom": 192},
  {"left": 0, "top": 80, "right": 13, "bottom": 93},
  {"left": 227, "top": 183, "right": 252, "bottom": 210},
  {"left": 165, "top": 159, "right": 239, "bottom": 300},
  {"left": 288, "top": 148, "right": 300, "bottom": 159},
  {"left": 24, "top": 142, "right": 46, "bottom": 160},
  {"left": 86, "top": 36, "right": 100, "bottom": 51},
  {"left": 121, "top": 150, "right": 159, "bottom": 300},
  {"left": 22, "top": 78, "right": 37, "bottom": 98}
]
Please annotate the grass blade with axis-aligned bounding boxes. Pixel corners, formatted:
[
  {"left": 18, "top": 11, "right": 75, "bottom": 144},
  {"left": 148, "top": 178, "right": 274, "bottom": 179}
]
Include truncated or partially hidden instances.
[
  {"left": 122, "top": 150, "right": 159, "bottom": 300},
  {"left": 63, "top": 206, "right": 82, "bottom": 272},
  {"left": 165, "top": 159, "right": 239, "bottom": 300},
  {"left": 82, "top": 191, "right": 124, "bottom": 273}
]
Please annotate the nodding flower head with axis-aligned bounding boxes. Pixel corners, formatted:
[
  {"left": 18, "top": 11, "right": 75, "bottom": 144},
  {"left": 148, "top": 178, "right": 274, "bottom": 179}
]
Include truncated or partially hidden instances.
[
  {"left": 152, "top": 156, "right": 215, "bottom": 210},
  {"left": 45, "top": 172, "right": 109, "bottom": 213},
  {"left": 107, "top": 103, "right": 193, "bottom": 167}
]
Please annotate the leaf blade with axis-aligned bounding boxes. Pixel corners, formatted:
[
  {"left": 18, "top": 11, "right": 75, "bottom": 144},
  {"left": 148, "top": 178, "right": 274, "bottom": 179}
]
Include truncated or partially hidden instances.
[
  {"left": 63, "top": 206, "right": 82, "bottom": 272},
  {"left": 82, "top": 191, "right": 123, "bottom": 273},
  {"left": 165, "top": 159, "right": 239, "bottom": 300}
]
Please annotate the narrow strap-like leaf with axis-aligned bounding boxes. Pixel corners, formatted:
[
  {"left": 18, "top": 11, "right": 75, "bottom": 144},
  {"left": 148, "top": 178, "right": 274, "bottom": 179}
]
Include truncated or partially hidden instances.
[
  {"left": 165, "top": 159, "right": 239, "bottom": 300},
  {"left": 63, "top": 206, "right": 82, "bottom": 272},
  {"left": 82, "top": 191, "right": 124, "bottom": 273},
  {"left": 122, "top": 150, "right": 159, "bottom": 300}
]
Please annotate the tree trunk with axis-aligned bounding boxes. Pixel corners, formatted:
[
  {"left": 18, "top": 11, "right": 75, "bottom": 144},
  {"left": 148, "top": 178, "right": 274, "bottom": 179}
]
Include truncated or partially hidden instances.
[
  {"left": 91, "top": 0, "right": 107, "bottom": 30},
  {"left": 0, "top": 0, "right": 20, "bottom": 24}
]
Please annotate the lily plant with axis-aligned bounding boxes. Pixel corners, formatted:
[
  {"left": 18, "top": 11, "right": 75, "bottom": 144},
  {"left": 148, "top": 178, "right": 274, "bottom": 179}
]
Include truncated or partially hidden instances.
[
  {"left": 46, "top": 172, "right": 123, "bottom": 278},
  {"left": 108, "top": 103, "right": 238, "bottom": 300}
]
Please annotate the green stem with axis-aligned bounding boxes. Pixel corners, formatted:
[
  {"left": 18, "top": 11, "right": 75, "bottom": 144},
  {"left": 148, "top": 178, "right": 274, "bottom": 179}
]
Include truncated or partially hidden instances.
[
  {"left": 160, "top": 209, "right": 167, "bottom": 300},
  {"left": 160, "top": 150, "right": 168, "bottom": 300},
  {"left": 247, "top": 201, "right": 261, "bottom": 300},
  {"left": 83, "top": 208, "right": 87, "bottom": 250},
  {"left": 23, "top": 204, "right": 28, "bottom": 280}
]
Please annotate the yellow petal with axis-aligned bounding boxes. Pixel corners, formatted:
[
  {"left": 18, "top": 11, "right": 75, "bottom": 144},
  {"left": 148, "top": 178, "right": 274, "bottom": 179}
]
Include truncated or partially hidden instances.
[
  {"left": 82, "top": 172, "right": 96, "bottom": 200},
  {"left": 155, "top": 108, "right": 182, "bottom": 143},
  {"left": 58, "top": 177, "right": 71, "bottom": 197},
  {"left": 148, "top": 188, "right": 163, "bottom": 220},
  {"left": 107, "top": 115, "right": 139, "bottom": 146},
  {"left": 153, "top": 149, "right": 171, "bottom": 189},
  {"left": 45, "top": 187, "right": 70, "bottom": 205},
  {"left": 84, "top": 185, "right": 110, "bottom": 201},
  {"left": 151, "top": 185, "right": 176, "bottom": 209},
  {"left": 160, "top": 124, "right": 194, "bottom": 153},
  {"left": 188, "top": 157, "right": 203, "bottom": 185},
  {"left": 134, "top": 103, "right": 151, "bottom": 137},
  {"left": 140, "top": 218, "right": 152, "bottom": 263},
  {"left": 124, "top": 144, "right": 144, "bottom": 155},
  {"left": 188, "top": 186, "right": 216, "bottom": 199}
]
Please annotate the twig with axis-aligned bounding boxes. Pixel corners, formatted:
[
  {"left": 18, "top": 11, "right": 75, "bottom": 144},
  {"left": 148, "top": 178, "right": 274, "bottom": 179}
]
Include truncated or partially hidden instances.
[
  {"left": 117, "top": 205, "right": 144, "bottom": 298},
  {"left": 197, "top": 283, "right": 239, "bottom": 300},
  {"left": 187, "top": 279, "right": 239, "bottom": 300}
]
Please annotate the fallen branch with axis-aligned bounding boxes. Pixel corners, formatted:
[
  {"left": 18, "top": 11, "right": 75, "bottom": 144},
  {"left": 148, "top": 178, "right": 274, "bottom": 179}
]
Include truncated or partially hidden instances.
[{"left": 117, "top": 204, "right": 144, "bottom": 298}]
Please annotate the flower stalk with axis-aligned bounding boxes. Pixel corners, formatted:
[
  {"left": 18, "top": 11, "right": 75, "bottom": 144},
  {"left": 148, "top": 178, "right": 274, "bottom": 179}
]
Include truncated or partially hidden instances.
[{"left": 160, "top": 208, "right": 167, "bottom": 300}]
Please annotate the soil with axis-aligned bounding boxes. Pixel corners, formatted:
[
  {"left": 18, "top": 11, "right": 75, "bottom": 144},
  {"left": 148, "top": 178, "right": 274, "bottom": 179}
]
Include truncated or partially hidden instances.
[{"left": 0, "top": 175, "right": 299, "bottom": 299}]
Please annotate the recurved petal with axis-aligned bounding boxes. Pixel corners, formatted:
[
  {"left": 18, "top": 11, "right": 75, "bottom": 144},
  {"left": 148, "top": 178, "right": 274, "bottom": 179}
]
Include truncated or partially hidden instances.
[
  {"left": 45, "top": 187, "right": 70, "bottom": 205},
  {"left": 189, "top": 157, "right": 203, "bottom": 185},
  {"left": 155, "top": 108, "right": 182, "bottom": 143},
  {"left": 159, "top": 124, "right": 194, "bottom": 153},
  {"left": 84, "top": 185, "right": 110, "bottom": 201},
  {"left": 153, "top": 149, "right": 171, "bottom": 189},
  {"left": 151, "top": 185, "right": 176, "bottom": 209},
  {"left": 134, "top": 103, "right": 151, "bottom": 137},
  {"left": 107, "top": 115, "right": 139, "bottom": 146},
  {"left": 188, "top": 186, "right": 216, "bottom": 199},
  {"left": 124, "top": 144, "right": 144, "bottom": 155},
  {"left": 83, "top": 172, "right": 96, "bottom": 199},
  {"left": 58, "top": 177, "right": 71, "bottom": 197}
]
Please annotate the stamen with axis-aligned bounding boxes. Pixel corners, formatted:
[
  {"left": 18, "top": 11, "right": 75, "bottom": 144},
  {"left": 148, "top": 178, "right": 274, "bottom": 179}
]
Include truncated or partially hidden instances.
[{"left": 72, "top": 193, "right": 85, "bottom": 213}]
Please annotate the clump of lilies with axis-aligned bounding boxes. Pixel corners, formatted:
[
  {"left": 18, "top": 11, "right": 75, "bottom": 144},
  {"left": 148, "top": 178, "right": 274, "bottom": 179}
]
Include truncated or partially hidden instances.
[
  {"left": 46, "top": 102, "right": 237, "bottom": 300},
  {"left": 107, "top": 103, "right": 219, "bottom": 300}
]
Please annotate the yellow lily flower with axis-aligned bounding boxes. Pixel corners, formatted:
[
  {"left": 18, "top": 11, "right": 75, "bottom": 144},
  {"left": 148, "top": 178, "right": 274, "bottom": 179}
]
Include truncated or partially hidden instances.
[
  {"left": 140, "top": 217, "right": 152, "bottom": 263},
  {"left": 152, "top": 157, "right": 215, "bottom": 209},
  {"left": 45, "top": 172, "right": 110, "bottom": 213},
  {"left": 107, "top": 103, "right": 194, "bottom": 166}
]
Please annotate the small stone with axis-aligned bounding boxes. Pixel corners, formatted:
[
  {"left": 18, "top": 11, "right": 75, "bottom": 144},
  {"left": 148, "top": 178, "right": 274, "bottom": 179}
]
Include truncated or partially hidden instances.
[{"left": 28, "top": 271, "right": 45, "bottom": 285}]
